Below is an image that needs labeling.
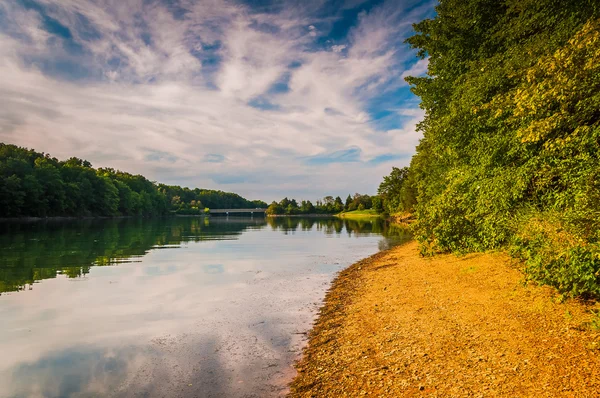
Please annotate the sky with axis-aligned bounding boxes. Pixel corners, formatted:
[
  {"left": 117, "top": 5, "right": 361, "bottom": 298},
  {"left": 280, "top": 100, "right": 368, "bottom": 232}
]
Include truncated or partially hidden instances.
[{"left": 0, "top": 0, "right": 434, "bottom": 202}]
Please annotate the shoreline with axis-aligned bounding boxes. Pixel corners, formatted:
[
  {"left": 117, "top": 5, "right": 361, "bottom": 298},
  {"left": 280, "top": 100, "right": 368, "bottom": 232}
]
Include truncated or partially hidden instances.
[{"left": 288, "top": 241, "right": 600, "bottom": 396}]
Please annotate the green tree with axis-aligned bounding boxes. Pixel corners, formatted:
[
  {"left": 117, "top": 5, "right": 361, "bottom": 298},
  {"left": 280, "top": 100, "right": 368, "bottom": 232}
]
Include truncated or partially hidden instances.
[
  {"left": 372, "top": 196, "right": 384, "bottom": 213},
  {"left": 98, "top": 176, "right": 119, "bottom": 216},
  {"left": 300, "top": 200, "right": 315, "bottom": 214},
  {"left": 334, "top": 196, "right": 344, "bottom": 213},
  {"left": 279, "top": 197, "right": 291, "bottom": 209},
  {"left": 22, "top": 175, "right": 44, "bottom": 216},
  {"left": 266, "top": 201, "right": 284, "bottom": 215},
  {"left": 251, "top": 200, "right": 268, "bottom": 208},
  {"left": 0, "top": 175, "right": 25, "bottom": 217},
  {"left": 404, "top": 0, "right": 600, "bottom": 297},
  {"left": 34, "top": 157, "right": 66, "bottom": 216},
  {"left": 378, "top": 167, "right": 415, "bottom": 214}
]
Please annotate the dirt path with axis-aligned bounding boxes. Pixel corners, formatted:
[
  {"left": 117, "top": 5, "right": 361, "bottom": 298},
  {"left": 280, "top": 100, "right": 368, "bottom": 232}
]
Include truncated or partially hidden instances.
[{"left": 289, "top": 241, "right": 600, "bottom": 397}]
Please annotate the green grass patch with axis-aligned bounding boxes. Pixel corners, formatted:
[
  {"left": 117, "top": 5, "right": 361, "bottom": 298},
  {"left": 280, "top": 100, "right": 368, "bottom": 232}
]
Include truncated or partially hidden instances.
[{"left": 335, "top": 209, "right": 383, "bottom": 219}]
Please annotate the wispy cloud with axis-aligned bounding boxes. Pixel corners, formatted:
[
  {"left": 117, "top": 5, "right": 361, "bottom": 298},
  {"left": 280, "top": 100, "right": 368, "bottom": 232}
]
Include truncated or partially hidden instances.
[
  {"left": 0, "top": 0, "right": 434, "bottom": 201},
  {"left": 304, "top": 146, "right": 361, "bottom": 165}
]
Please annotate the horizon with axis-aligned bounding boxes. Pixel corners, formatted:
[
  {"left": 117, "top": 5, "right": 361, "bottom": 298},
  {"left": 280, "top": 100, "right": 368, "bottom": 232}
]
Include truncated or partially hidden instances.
[{"left": 0, "top": 0, "right": 434, "bottom": 203}]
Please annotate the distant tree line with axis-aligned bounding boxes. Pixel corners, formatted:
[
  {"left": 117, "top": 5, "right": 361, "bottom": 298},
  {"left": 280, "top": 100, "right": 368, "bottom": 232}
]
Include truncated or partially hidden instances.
[
  {"left": 265, "top": 193, "right": 376, "bottom": 215},
  {"left": 0, "top": 144, "right": 266, "bottom": 218},
  {"left": 158, "top": 184, "right": 267, "bottom": 215},
  {"left": 265, "top": 169, "right": 417, "bottom": 218},
  {"left": 264, "top": 169, "right": 420, "bottom": 218}
]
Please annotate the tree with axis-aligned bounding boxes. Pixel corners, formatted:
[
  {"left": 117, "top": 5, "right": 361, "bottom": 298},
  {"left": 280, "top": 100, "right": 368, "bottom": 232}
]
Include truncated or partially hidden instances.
[
  {"left": 20, "top": 174, "right": 44, "bottom": 216},
  {"left": 266, "top": 201, "right": 284, "bottom": 215},
  {"left": 372, "top": 196, "right": 384, "bottom": 213},
  {"left": 34, "top": 157, "right": 65, "bottom": 216},
  {"left": 0, "top": 175, "right": 25, "bottom": 217},
  {"left": 98, "top": 176, "right": 119, "bottom": 216},
  {"left": 403, "top": 0, "right": 600, "bottom": 297},
  {"left": 346, "top": 193, "right": 372, "bottom": 211},
  {"left": 378, "top": 167, "right": 415, "bottom": 214},
  {"left": 279, "top": 197, "right": 291, "bottom": 209},
  {"left": 251, "top": 200, "right": 268, "bottom": 208},
  {"left": 300, "top": 200, "right": 315, "bottom": 214},
  {"left": 334, "top": 196, "right": 344, "bottom": 213},
  {"left": 114, "top": 180, "right": 135, "bottom": 215}
]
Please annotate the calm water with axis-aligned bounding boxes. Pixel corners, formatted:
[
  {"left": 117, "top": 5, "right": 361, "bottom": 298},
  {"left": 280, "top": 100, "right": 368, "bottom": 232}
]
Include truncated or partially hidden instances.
[{"left": 0, "top": 216, "right": 410, "bottom": 398}]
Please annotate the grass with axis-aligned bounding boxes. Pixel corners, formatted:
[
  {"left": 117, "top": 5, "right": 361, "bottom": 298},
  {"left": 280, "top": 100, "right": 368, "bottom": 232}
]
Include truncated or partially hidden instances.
[{"left": 335, "top": 209, "right": 383, "bottom": 219}]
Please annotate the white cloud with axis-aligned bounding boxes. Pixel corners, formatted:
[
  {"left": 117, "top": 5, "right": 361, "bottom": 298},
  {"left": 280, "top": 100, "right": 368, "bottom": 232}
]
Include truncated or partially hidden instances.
[
  {"left": 0, "top": 0, "right": 430, "bottom": 202},
  {"left": 401, "top": 57, "right": 429, "bottom": 79}
]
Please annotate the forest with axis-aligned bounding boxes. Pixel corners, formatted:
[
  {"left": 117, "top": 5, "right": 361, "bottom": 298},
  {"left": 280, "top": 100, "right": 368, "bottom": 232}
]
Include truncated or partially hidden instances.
[
  {"left": 380, "top": 0, "right": 600, "bottom": 298},
  {"left": 0, "top": 144, "right": 266, "bottom": 218}
]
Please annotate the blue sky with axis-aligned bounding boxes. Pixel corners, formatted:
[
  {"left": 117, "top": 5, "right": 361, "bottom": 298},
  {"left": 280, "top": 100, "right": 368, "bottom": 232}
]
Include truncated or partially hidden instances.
[{"left": 0, "top": 0, "right": 434, "bottom": 202}]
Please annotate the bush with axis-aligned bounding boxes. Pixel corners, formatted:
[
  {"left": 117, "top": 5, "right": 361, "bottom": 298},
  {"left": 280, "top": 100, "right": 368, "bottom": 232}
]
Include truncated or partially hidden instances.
[{"left": 510, "top": 213, "right": 600, "bottom": 299}]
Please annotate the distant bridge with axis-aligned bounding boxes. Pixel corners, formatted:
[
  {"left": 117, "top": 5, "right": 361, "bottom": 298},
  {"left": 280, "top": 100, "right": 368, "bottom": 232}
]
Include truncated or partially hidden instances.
[{"left": 208, "top": 208, "right": 267, "bottom": 215}]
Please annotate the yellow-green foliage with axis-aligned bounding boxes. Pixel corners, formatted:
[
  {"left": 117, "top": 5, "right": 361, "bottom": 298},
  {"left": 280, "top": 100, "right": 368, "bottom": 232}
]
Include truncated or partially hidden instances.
[
  {"left": 405, "top": 0, "right": 600, "bottom": 298},
  {"left": 488, "top": 19, "right": 600, "bottom": 149},
  {"left": 336, "top": 209, "right": 382, "bottom": 220}
]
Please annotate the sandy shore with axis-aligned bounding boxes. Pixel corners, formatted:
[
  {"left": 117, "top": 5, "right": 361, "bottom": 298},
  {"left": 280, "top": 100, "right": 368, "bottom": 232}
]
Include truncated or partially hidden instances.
[{"left": 289, "top": 241, "right": 600, "bottom": 397}]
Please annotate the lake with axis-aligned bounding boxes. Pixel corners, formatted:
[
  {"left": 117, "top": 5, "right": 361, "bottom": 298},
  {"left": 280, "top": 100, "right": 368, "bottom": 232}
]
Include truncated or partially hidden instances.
[{"left": 0, "top": 216, "right": 410, "bottom": 398}]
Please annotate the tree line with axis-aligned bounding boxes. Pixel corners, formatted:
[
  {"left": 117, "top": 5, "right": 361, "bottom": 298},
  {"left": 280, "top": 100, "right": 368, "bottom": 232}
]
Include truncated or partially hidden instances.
[
  {"left": 265, "top": 176, "right": 418, "bottom": 217},
  {"left": 265, "top": 193, "right": 376, "bottom": 215},
  {"left": 379, "top": 0, "right": 600, "bottom": 298},
  {"left": 0, "top": 144, "right": 266, "bottom": 218}
]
